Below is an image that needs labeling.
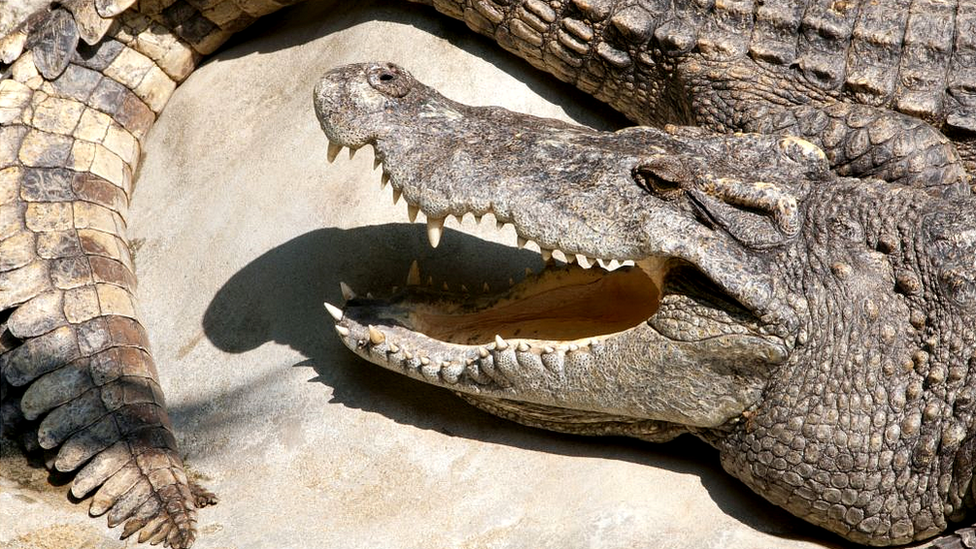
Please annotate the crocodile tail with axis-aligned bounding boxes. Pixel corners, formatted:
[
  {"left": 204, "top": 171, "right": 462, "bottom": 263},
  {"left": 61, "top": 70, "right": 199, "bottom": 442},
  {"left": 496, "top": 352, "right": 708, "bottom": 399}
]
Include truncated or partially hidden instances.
[{"left": 0, "top": 0, "right": 295, "bottom": 545}]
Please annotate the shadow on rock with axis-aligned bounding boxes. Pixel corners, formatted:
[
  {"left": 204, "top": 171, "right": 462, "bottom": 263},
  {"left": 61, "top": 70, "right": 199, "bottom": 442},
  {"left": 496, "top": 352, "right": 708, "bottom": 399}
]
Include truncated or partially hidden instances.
[{"left": 200, "top": 222, "right": 838, "bottom": 546}]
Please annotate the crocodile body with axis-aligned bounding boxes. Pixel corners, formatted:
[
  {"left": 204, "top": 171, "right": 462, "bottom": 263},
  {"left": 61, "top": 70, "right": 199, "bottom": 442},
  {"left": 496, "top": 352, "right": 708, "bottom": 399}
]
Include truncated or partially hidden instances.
[{"left": 0, "top": 0, "right": 973, "bottom": 547}]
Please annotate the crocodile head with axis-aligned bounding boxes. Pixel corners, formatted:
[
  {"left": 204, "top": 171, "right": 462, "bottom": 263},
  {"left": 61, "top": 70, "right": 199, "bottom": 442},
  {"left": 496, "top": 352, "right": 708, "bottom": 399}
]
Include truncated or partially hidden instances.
[
  {"left": 311, "top": 68, "right": 976, "bottom": 535},
  {"left": 310, "top": 62, "right": 835, "bottom": 436}
]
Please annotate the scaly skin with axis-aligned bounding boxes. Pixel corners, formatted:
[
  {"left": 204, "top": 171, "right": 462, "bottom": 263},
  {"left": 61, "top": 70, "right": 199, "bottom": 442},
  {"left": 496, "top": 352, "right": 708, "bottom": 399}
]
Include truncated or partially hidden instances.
[
  {"left": 409, "top": 0, "right": 976, "bottom": 194},
  {"left": 1, "top": 0, "right": 974, "bottom": 547},
  {"left": 314, "top": 62, "right": 976, "bottom": 547}
]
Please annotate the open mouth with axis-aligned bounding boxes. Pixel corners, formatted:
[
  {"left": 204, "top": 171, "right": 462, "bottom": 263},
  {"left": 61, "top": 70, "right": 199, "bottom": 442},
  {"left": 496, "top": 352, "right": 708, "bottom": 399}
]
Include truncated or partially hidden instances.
[{"left": 324, "top": 140, "right": 775, "bottom": 383}]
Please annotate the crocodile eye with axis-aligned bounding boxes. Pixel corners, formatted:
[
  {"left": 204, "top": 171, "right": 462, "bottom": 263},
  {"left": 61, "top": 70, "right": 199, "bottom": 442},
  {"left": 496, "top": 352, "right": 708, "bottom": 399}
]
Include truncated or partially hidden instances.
[
  {"left": 367, "top": 63, "right": 411, "bottom": 98},
  {"left": 632, "top": 156, "right": 688, "bottom": 200}
]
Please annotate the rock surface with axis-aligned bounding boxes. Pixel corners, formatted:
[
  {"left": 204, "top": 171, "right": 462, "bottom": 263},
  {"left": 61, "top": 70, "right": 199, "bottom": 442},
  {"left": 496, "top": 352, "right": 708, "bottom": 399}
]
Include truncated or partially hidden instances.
[{"left": 0, "top": 2, "right": 908, "bottom": 547}]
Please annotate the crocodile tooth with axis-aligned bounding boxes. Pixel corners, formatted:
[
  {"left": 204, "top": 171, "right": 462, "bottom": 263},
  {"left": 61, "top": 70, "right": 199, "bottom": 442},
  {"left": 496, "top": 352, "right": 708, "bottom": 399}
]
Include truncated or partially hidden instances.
[
  {"left": 389, "top": 343, "right": 399, "bottom": 353},
  {"left": 607, "top": 259, "right": 620, "bottom": 270},
  {"left": 442, "top": 282, "right": 449, "bottom": 291},
  {"left": 568, "top": 343, "right": 579, "bottom": 352},
  {"left": 516, "top": 341, "right": 530, "bottom": 352},
  {"left": 327, "top": 142, "right": 342, "bottom": 163},
  {"left": 482, "top": 282, "right": 490, "bottom": 293},
  {"left": 564, "top": 252, "right": 577, "bottom": 265},
  {"left": 461, "top": 284, "right": 469, "bottom": 293},
  {"left": 420, "top": 356, "right": 430, "bottom": 365},
  {"left": 406, "top": 260, "right": 421, "bottom": 286},
  {"left": 373, "top": 156, "right": 382, "bottom": 170},
  {"left": 324, "top": 302, "right": 343, "bottom": 322},
  {"left": 508, "top": 277, "right": 514, "bottom": 286},
  {"left": 524, "top": 267, "right": 533, "bottom": 277},
  {"left": 541, "top": 249, "right": 553, "bottom": 261},
  {"left": 494, "top": 334, "right": 509, "bottom": 350},
  {"left": 517, "top": 236, "right": 527, "bottom": 248},
  {"left": 407, "top": 204, "right": 419, "bottom": 222},
  {"left": 366, "top": 292, "right": 373, "bottom": 299},
  {"left": 543, "top": 346, "right": 555, "bottom": 354},
  {"left": 392, "top": 187, "right": 402, "bottom": 204},
  {"left": 453, "top": 214, "right": 464, "bottom": 224},
  {"left": 381, "top": 171, "right": 390, "bottom": 186},
  {"left": 368, "top": 325, "right": 386, "bottom": 345},
  {"left": 427, "top": 276, "right": 434, "bottom": 287},
  {"left": 474, "top": 214, "right": 483, "bottom": 224},
  {"left": 427, "top": 217, "right": 444, "bottom": 248},
  {"left": 478, "top": 347, "right": 489, "bottom": 358},
  {"left": 340, "top": 281, "right": 356, "bottom": 301},
  {"left": 335, "top": 325, "right": 350, "bottom": 336},
  {"left": 404, "top": 350, "right": 413, "bottom": 360}
]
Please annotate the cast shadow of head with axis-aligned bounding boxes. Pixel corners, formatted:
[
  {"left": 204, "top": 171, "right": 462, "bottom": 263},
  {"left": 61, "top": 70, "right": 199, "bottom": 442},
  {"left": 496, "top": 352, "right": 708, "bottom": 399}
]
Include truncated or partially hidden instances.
[{"left": 201, "top": 222, "right": 842, "bottom": 547}]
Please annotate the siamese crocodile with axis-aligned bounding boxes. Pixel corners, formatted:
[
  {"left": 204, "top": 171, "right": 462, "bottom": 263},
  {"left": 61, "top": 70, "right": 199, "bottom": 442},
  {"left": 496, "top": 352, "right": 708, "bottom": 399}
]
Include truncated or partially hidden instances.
[{"left": 0, "top": 0, "right": 974, "bottom": 547}]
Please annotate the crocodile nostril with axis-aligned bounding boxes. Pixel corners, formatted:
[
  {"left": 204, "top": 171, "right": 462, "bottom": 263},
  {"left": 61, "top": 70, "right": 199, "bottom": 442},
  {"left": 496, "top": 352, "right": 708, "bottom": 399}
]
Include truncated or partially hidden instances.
[{"left": 379, "top": 72, "right": 394, "bottom": 81}]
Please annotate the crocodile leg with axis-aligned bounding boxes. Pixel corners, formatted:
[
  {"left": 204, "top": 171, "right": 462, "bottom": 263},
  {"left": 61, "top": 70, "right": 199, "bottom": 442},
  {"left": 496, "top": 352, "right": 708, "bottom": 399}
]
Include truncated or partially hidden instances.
[{"left": 0, "top": 0, "right": 297, "bottom": 545}]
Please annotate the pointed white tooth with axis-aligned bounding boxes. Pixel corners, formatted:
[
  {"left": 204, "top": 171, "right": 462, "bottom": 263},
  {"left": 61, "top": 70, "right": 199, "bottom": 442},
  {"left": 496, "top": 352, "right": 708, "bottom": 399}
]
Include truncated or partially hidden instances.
[
  {"left": 516, "top": 342, "right": 529, "bottom": 352},
  {"left": 564, "top": 253, "right": 577, "bottom": 265},
  {"left": 404, "top": 350, "right": 414, "bottom": 360},
  {"left": 368, "top": 326, "right": 386, "bottom": 345},
  {"left": 578, "top": 256, "right": 592, "bottom": 268},
  {"left": 335, "top": 325, "right": 350, "bottom": 336},
  {"left": 348, "top": 146, "right": 358, "bottom": 159},
  {"left": 622, "top": 260, "right": 635, "bottom": 267},
  {"left": 408, "top": 204, "right": 419, "bottom": 223},
  {"left": 543, "top": 346, "right": 555, "bottom": 354},
  {"left": 524, "top": 267, "right": 533, "bottom": 277},
  {"left": 478, "top": 347, "right": 489, "bottom": 358},
  {"left": 381, "top": 171, "right": 390, "bottom": 187},
  {"left": 324, "top": 302, "right": 343, "bottom": 322},
  {"left": 420, "top": 356, "right": 430, "bottom": 365},
  {"left": 392, "top": 187, "right": 402, "bottom": 204},
  {"left": 482, "top": 282, "right": 490, "bottom": 293},
  {"left": 366, "top": 292, "right": 374, "bottom": 299},
  {"left": 442, "top": 282, "right": 449, "bottom": 291},
  {"left": 340, "top": 281, "right": 356, "bottom": 301},
  {"left": 427, "top": 276, "right": 434, "bottom": 287},
  {"left": 327, "top": 142, "right": 342, "bottom": 163},
  {"left": 597, "top": 259, "right": 608, "bottom": 269},
  {"left": 541, "top": 249, "right": 553, "bottom": 261},
  {"left": 391, "top": 286, "right": 400, "bottom": 294},
  {"left": 494, "top": 334, "right": 509, "bottom": 350},
  {"left": 373, "top": 156, "right": 382, "bottom": 170},
  {"left": 568, "top": 343, "right": 579, "bottom": 352},
  {"left": 427, "top": 217, "right": 444, "bottom": 248},
  {"left": 406, "top": 260, "right": 421, "bottom": 286},
  {"left": 389, "top": 343, "right": 400, "bottom": 353},
  {"left": 517, "top": 236, "right": 527, "bottom": 249},
  {"left": 608, "top": 259, "right": 620, "bottom": 270},
  {"left": 508, "top": 277, "right": 514, "bottom": 286}
]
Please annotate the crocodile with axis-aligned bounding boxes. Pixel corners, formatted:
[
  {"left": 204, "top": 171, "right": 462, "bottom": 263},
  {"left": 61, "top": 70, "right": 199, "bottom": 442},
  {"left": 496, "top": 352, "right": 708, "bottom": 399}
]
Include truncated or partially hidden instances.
[
  {"left": 0, "top": 0, "right": 973, "bottom": 547},
  {"left": 315, "top": 60, "right": 976, "bottom": 547}
]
